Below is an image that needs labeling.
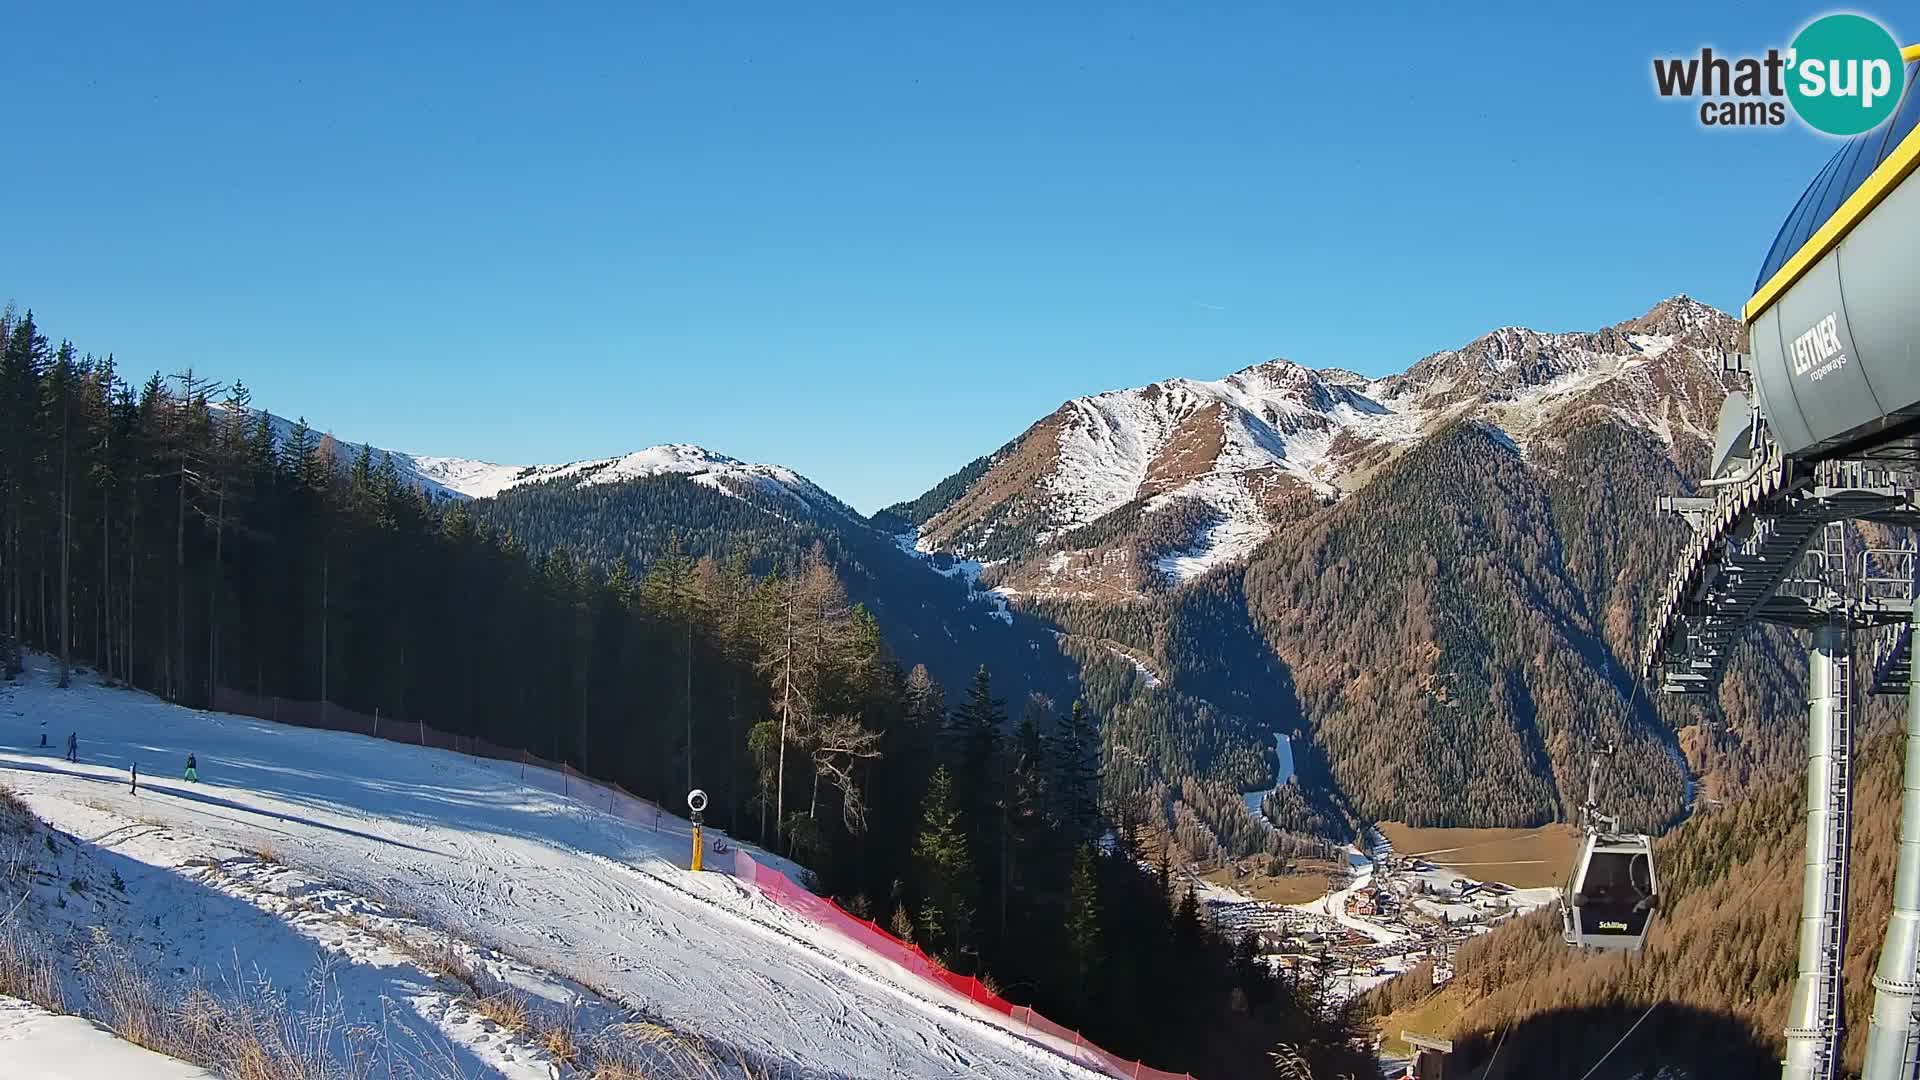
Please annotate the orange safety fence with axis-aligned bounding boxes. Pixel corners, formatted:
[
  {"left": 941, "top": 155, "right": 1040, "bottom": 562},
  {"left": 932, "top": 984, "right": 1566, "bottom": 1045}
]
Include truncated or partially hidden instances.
[
  {"left": 210, "top": 689, "right": 1192, "bottom": 1079},
  {"left": 731, "top": 848, "right": 1196, "bottom": 1080}
]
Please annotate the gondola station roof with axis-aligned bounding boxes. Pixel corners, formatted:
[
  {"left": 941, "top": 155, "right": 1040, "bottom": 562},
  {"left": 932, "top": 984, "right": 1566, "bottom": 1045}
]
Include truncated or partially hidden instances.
[{"left": 1746, "top": 47, "right": 1920, "bottom": 461}]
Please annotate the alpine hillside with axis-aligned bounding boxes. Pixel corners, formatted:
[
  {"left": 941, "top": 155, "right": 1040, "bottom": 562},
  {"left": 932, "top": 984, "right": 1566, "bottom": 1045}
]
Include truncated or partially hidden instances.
[
  {"left": 214, "top": 412, "right": 1084, "bottom": 729},
  {"left": 888, "top": 296, "right": 1730, "bottom": 599},
  {"left": 237, "top": 296, "right": 1820, "bottom": 849},
  {"left": 892, "top": 296, "right": 1824, "bottom": 841}
]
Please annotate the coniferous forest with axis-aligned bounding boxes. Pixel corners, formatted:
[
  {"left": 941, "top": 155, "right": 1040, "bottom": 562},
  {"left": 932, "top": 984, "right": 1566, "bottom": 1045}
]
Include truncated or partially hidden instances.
[{"left": 0, "top": 307, "right": 1372, "bottom": 1078}]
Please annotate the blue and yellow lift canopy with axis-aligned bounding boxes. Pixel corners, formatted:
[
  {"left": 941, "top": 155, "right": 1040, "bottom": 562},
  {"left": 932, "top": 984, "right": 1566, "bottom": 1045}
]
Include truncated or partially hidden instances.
[{"left": 1746, "top": 45, "right": 1920, "bottom": 460}]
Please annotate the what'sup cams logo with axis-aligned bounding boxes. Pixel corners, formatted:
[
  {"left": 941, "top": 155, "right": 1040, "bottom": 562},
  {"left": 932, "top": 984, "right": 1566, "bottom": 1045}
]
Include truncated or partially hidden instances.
[{"left": 1654, "top": 13, "right": 1908, "bottom": 134}]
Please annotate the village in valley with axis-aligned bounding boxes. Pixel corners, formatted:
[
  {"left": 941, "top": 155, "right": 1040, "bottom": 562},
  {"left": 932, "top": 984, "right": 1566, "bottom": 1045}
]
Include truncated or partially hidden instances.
[{"left": 1188, "top": 826, "right": 1570, "bottom": 1004}]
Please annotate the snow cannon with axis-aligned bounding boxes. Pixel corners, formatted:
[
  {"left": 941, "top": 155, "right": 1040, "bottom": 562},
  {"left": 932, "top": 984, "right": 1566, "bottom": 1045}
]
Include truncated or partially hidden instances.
[{"left": 687, "top": 789, "right": 708, "bottom": 872}]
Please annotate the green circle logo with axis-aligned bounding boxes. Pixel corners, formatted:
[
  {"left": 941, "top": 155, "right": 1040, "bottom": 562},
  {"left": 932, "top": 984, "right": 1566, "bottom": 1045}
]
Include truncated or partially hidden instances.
[{"left": 1787, "top": 14, "right": 1906, "bottom": 135}]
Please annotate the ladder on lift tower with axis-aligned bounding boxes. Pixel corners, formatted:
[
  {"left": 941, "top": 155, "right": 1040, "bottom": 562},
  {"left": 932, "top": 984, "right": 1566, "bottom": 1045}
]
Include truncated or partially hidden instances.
[{"left": 1813, "top": 521, "right": 1856, "bottom": 1079}]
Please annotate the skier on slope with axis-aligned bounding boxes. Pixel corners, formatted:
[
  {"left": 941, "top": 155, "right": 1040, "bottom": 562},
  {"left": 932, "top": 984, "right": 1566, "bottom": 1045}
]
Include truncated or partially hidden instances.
[
  {"left": 65, "top": 732, "right": 76, "bottom": 763},
  {"left": 184, "top": 753, "right": 198, "bottom": 783}
]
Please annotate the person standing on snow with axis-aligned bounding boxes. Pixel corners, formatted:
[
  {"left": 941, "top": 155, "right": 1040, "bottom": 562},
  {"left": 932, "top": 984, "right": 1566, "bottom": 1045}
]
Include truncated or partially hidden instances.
[
  {"left": 65, "top": 732, "right": 76, "bottom": 763},
  {"left": 184, "top": 753, "right": 198, "bottom": 783},
  {"left": 128, "top": 761, "right": 137, "bottom": 794}
]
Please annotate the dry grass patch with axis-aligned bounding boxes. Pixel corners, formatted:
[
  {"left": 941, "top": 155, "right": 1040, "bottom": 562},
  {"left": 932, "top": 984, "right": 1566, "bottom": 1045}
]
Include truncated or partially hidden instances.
[
  {"left": 538, "top": 1013, "right": 580, "bottom": 1069},
  {"left": 0, "top": 785, "right": 31, "bottom": 833},
  {"left": 1373, "top": 984, "right": 1466, "bottom": 1060},
  {"left": 363, "top": 922, "right": 483, "bottom": 996},
  {"left": 576, "top": 1020, "right": 729, "bottom": 1080},
  {"left": 1377, "top": 823, "right": 1581, "bottom": 890},
  {"left": 418, "top": 940, "right": 482, "bottom": 995},
  {"left": 473, "top": 988, "right": 530, "bottom": 1033},
  {"left": 0, "top": 923, "right": 63, "bottom": 1009},
  {"left": 1202, "top": 865, "right": 1332, "bottom": 905}
]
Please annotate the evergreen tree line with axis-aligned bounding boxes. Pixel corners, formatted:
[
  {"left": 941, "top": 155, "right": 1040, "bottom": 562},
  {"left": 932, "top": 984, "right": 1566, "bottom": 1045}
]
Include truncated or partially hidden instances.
[
  {"left": 0, "top": 308, "right": 1367, "bottom": 1078},
  {"left": 897, "top": 668, "right": 1371, "bottom": 1076},
  {"left": 1244, "top": 422, "right": 1696, "bottom": 829},
  {"left": 466, "top": 463, "right": 1085, "bottom": 738}
]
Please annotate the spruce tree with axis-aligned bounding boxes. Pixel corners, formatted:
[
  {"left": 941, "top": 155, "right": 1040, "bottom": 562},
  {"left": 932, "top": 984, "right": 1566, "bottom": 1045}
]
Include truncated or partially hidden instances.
[
  {"left": 1065, "top": 843, "right": 1103, "bottom": 1003},
  {"left": 1174, "top": 882, "right": 1203, "bottom": 951},
  {"left": 1051, "top": 699, "right": 1101, "bottom": 844},
  {"left": 946, "top": 665, "right": 1007, "bottom": 950},
  {"left": 642, "top": 530, "right": 700, "bottom": 791},
  {"left": 913, "top": 765, "right": 976, "bottom": 967}
]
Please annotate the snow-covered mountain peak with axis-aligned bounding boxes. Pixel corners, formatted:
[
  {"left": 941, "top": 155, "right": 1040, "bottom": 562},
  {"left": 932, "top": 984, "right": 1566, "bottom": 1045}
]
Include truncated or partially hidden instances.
[
  {"left": 1614, "top": 293, "right": 1723, "bottom": 338},
  {"left": 211, "top": 405, "right": 844, "bottom": 519},
  {"left": 411, "top": 442, "right": 849, "bottom": 517},
  {"left": 908, "top": 296, "right": 1740, "bottom": 596}
]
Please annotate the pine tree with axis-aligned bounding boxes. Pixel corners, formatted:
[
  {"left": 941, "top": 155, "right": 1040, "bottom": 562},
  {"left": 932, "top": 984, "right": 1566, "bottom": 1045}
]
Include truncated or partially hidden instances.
[
  {"left": 1174, "top": 882, "right": 1203, "bottom": 951},
  {"left": 913, "top": 766, "right": 976, "bottom": 967},
  {"left": 1232, "top": 928, "right": 1271, "bottom": 1007},
  {"left": 951, "top": 665, "right": 1013, "bottom": 953},
  {"left": 48, "top": 342, "right": 77, "bottom": 687},
  {"left": 1051, "top": 699, "right": 1101, "bottom": 844},
  {"left": 949, "top": 665, "right": 1007, "bottom": 787},
  {"left": 1065, "top": 843, "right": 1103, "bottom": 1003},
  {"left": 642, "top": 530, "right": 700, "bottom": 791},
  {"left": 905, "top": 663, "right": 945, "bottom": 729}
]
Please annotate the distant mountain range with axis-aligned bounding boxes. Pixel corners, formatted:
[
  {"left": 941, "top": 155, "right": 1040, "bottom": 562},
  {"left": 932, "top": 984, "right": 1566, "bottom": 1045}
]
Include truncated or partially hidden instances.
[
  {"left": 888, "top": 295, "right": 1730, "bottom": 599},
  {"left": 274, "top": 295, "right": 1817, "bottom": 849}
]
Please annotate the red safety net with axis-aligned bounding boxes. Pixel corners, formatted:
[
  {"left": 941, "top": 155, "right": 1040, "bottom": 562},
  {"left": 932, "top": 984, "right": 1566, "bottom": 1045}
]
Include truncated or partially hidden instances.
[{"left": 732, "top": 849, "right": 1196, "bottom": 1080}]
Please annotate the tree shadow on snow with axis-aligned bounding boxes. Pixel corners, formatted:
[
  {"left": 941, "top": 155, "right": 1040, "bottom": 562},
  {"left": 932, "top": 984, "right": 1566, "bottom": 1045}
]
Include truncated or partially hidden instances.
[
  {"left": 26, "top": 824, "right": 511, "bottom": 1079},
  {"left": 0, "top": 757, "right": 442, "bottom": 858}
]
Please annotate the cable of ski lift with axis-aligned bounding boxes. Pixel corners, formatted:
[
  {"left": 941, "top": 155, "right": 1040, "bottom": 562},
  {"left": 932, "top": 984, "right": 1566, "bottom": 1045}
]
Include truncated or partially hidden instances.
[{"left": 1561, "top": 679, "right": 1660, "bottom": 952}]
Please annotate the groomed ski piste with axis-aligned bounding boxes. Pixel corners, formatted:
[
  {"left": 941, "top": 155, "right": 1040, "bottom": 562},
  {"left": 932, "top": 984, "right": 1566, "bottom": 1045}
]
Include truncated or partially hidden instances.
[{"left": 0, "top": 654, "right": 1111, "bottom": 1079}]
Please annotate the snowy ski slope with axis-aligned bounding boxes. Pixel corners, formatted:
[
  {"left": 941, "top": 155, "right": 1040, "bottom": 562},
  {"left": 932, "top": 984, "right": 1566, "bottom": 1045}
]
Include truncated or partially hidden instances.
[{"left": 0, "top": 657, "right": 1104, "bottom": 1079}]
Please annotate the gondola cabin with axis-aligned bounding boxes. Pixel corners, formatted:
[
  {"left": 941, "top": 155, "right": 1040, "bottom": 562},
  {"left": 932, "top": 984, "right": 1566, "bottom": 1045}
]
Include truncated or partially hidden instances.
[{"left": 1564, "top": 832, "right": 1658, "bottom": 951}]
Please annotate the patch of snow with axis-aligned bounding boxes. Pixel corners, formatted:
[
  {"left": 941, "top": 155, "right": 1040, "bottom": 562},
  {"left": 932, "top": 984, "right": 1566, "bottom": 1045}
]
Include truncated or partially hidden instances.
[
  {"left": 1630, "top": 333, "right": 1677, "bottom": 359},
  {"left": 1155, "top": 513, "right": 1270, "bottom": 585},
  {"left": 1106, "top": 648, "right": 1161, "bottom": 688},
  {"left": 406, "top": 455, "right": 529, "bottom": 500},
  {"left": 894, "top": 532, "right": 1017, "bottom": 625},
  {"left": 0, "top": 656, "right": 1107, "bottom": 1080},
  {"left": 0, "top": 997, "right": 216, "bottom": 1079}
]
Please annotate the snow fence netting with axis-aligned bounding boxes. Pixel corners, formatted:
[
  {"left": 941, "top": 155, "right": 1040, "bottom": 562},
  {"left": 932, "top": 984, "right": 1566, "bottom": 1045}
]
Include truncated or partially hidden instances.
[
  {"left": 731, "top": 849, "right": 1196, "bottom": 1080},
  {"left": 210, "top": 689, "right": 1189, "bottom": 1079}
]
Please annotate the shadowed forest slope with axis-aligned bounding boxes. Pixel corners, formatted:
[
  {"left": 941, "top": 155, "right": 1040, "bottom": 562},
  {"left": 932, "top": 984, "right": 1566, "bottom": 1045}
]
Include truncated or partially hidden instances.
[{"left": 1363, "top": 725, "right": 1914, "bottom": 1077}]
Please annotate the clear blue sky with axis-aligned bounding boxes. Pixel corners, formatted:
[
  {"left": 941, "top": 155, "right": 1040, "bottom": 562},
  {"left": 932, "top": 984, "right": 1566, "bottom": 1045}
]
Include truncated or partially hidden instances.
[{"left": 0, "top": 3, "right": 1892, "bottom": 511}]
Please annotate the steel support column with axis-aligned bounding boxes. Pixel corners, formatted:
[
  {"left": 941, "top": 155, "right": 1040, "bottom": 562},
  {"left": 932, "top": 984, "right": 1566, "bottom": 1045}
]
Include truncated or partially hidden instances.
[
  {"left": 1785, "top": 624, "right": 1854, "bottom": 1080},
  {"left": 1864, "top": 603, "right": 1920, "bottom": 1080}
]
